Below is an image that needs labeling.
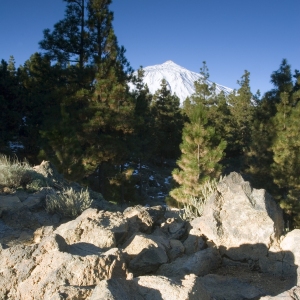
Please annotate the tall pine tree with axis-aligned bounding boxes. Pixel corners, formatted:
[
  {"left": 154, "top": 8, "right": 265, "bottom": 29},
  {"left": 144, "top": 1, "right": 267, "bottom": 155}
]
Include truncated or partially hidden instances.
[{"left": 151, "top": 79, "right": 183, "bottom": 162}]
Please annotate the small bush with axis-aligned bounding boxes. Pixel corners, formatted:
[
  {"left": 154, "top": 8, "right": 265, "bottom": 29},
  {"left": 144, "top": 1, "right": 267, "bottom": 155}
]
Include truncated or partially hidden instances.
[
  {"left": 45, "top": 187, "right": 92, "bottom": 218},
  {"left": 0, "top": 155, "right": 33, "bottom": 189},
  {"left": 180, "top": 178, "right": 219, "bottom": 221}
]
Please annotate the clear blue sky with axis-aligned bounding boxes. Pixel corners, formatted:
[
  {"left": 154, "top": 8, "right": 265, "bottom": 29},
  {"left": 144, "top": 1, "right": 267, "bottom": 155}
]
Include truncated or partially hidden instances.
[{"left": 1, "top": 0, "right": 299, "bottom": 95}]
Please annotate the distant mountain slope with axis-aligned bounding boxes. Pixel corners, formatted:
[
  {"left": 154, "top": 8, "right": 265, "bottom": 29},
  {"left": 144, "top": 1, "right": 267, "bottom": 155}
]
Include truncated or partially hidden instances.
[{"left": 130, "top": 60, "right": 233, "bottom": 104}]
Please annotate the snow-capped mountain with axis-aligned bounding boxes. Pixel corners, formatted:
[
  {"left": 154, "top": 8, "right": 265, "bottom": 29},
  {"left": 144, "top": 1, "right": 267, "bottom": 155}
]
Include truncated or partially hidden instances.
[{"left": 131, "top": 60, "right": 233, "bottom": 104}]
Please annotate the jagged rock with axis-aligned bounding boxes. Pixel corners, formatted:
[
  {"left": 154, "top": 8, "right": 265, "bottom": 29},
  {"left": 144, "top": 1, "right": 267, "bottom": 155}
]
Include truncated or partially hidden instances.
[
  {"left": 0, "top": 195, "right": 23, "bottom": 216},
  {"left": 280, "top": 229, "right": 300, "bottom": 285},
  {"left": 156, "top": 247, "right": 221, "bottom": 278},
  {"left": 0, "top": 234, "right": 127, "bottom": 299},
  {"left": 33, "top": 226, "right": 55, "bottom": 243},
  {"left": 89, "top": 278, "right": 144, "bottom": 300},
  {"left": 122, "top": 233, "right": 169, "bottom": 275},
  {"left": 123, "top": 205, "right": 153, "bottom": 233},
  {"left": 145, "top": 205, "right": 166, "bottom": 225},
  {"left": 1, "top": 206, "right": 41, "bottom": 230},
  {"left": 54, "top": 208, "right": 128, "bottom": 250},
  {"left": 44, "top": 285, "right": 93, "bottom": 300},
  {"left": 168, "top": 239, "right": 185, "bottom": 261},
  {"left": 197, "top": 172, "right": 284, "bottom": 261},
  {"left": 198, "top": 274, "right": 265, "bottom": 300},
  {"left": 33, "top": 160, "right": 64, "bottom": 187},
  {"left": 160, "top": 217, "right": 188, "bottom": 240},
  {"left": 90, "top": 274, "right": 211, "bottom": 300},
  {"left": 22, "top": 187, "right": 53, "bottom": 210},
  {"left": 183, "top": 228, "right": 206, "bottom": 255}
]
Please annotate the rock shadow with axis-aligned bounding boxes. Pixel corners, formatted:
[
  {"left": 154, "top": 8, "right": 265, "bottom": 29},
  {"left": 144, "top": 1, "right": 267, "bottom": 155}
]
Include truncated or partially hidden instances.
[{"left": 191, "top": 242, "right": 298, "bottom": 299}]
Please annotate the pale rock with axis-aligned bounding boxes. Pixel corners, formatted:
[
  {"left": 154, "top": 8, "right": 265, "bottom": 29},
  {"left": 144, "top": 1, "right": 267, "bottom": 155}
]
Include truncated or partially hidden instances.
[
  {"left": 0, "top": 233, "right": 127, "bottom": 299},
  {"left": 122, "top": 233, "right": 169, "bottom": 275},
  {"left": 183, "top": 228, "right": 206, "bottom": 255},
  {"left": 160, "top": 217, "right": 187, "bottom": 240},
  {"left": 135, "top": 274, "right": 211, "bottom": 300},
  {"left": 44, "top": 285, "right": 93, "bottom": 300},
  {"left": 54, "top": 208, "right": 128, "bottom": 249},
  {"left": 156, "top": 247, "right": 221, "bottom": 278},
  {"left": 90, "top": 274, "right": 211, "bottom": 300},
  {"left": 33, "top": 226, "right": 55, "bottom": 243},
  {"left": 280, "top": 229, "right": 300, "bottom": 285},
  {"left": 89, "top": 278, "right": 144, "bottom": 300},
  {"left": 197, "top": 172, "right": 283, "bottom": 261},
  {"left": 123, "top": 205, "right": 153, "bottom": 233},
  {"left": 198, "top": 274, "right": 264, "bottom": 300}
]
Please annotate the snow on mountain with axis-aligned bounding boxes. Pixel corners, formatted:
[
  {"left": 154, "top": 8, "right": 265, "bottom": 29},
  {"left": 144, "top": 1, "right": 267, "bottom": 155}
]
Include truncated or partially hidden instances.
[{"left": 130, "top": 60, "right": 233, "bottom": 104}]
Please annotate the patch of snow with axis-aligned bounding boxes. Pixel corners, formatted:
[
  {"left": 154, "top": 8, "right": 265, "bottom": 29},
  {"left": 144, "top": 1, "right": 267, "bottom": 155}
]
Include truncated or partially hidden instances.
[
  {"left": 133, "top": 170, "right": 139, "bottom": 175},
  {"left": 129, "top": 60, "right": 233, "bottom": 105},
  {"left": 164, "top": 176, "right": 172, "bottom": 184},
  {"left": 149, "top": 175, "right": 155, "bottom": 181},
  {"left": 9, "top": 141, "right": 24, "bottom": 151}
]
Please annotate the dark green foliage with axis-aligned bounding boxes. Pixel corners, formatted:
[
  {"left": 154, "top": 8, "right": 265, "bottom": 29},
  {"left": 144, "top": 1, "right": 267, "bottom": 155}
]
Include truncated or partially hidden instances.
[
  {"left": 271, "top": 71, "right": 300, "bottom": 227},
  {"left": 227, "top": 70, "right": 254, "bottom": 156},
  {"left": 39, "top": 0, "right": 89, "bottom": 70},
  {"left": 171, "top": 103, "right": 226, "bottom": 204},
  {"left": 151, "top": 79, "right": 184, "bottom": 162},
  {"left": 171, "top": 64, "right": 226, "bottom": 204},
  {"left": 0, "top": 57, "right": 24, "bottom": 152}
]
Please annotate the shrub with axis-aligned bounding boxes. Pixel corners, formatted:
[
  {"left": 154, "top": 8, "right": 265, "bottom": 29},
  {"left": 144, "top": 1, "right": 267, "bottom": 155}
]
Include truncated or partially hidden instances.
[
  {"left": 0, "top": 154, "right": 33, "bottom": 189},
  {"left": 180, "top": 178, "right": 219, "bottom": 221},
  {"left": 45, "top": 187, "right": 92, "bottom": 218}
]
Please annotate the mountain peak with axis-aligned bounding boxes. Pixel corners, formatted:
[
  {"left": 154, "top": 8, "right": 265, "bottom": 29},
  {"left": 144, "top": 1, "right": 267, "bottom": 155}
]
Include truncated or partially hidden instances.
[
  {"left": 130, "top": 61, "right": 233, "bottom": 104},
  {"left": 162, "top": 60, "right": 177, "bottom": 66}
]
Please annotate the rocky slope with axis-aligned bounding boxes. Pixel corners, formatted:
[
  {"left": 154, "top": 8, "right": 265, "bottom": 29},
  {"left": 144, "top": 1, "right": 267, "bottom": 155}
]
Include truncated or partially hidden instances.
[{"left": 0, "top": 163, "right": 299, "bottom": 299}]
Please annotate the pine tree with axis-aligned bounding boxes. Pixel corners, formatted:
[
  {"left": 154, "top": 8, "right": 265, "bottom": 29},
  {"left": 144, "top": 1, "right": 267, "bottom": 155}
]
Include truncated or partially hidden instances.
[
  {"left": 271, "top": 73, "right": 300, "bottom": 228},
  {"left": 38, "top": 0, "right": 134, "bottom": 198},
  {"left": 0, "top": 57, "right": 23, "bottom": 152},
  {"left": 39, "top": 0, "right": 89, "bottom": 71},
  {"left": 151, "top": 79, "right": 183, "bottom": 162},
  {"left": 171, "top": 62, "right": 226, "bottom": 204},
  {"left": 170, "top": 102, "right": 226, "bottom": 204},
  {"left": 227, "top": 70, "right": 254, "bottom": 156}
]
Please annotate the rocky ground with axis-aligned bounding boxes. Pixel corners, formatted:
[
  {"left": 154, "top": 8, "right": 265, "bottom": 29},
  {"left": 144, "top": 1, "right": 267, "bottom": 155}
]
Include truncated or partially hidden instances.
[{"left": 0, "top": 162, "right": 299, "bottom": 299}]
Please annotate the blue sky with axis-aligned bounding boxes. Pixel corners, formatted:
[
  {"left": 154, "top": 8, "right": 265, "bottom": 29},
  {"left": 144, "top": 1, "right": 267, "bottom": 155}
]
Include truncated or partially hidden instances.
[{"left": 1, "top": 0, "right": 299, "bottom": 95}]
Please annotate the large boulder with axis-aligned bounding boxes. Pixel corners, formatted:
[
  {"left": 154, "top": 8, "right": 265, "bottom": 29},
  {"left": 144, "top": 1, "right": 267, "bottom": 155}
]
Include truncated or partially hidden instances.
[
  {"left": 0, "top": 234, "right": 127, "bottom": 299},
  {"left": 156, "top": 247, "right": 221, "bottom": 278},
  {"left": 123, "top": 205, "right": 154, "bottom": 234},
  {"left": 198, "top": 274, "right": 264, "bottom": 300},
  {"left": 280, "top": 229, "right": 300, "bottom": 285},
  {"left": 122, "top": 233, "right": 169, "bottom": 276},
  {"left": 54, "top": 208, "right": 128, "bottom": 250},
  {"left": 197, "top": 172, "right": 284, "bottom": 261},
  {"left": 89, "top": 274, "right": 211, "bottom": 300}
]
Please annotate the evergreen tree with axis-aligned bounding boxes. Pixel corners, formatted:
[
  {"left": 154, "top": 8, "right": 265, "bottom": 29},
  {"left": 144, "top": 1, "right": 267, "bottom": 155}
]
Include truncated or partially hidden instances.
[
  {"left": 271, "top": 74, "right": 300, "bottom": 228},
  {"left": 191, "top": 61, "right": 217, "bottom": 106},
  {"left": 246, "top": 60, "right": 296, "bottom": 192},
  {"left": 171, "top": 63, "right": 226, "bottom": 204},
  {"left": 39, "top": 0, "right": 89, "bottom": 70},
  {"left": 131, "top": 68, "right": 154, "bottom": 160},
  {"left": 227, "top": 70, "right": 254, "bottom": 156},
  {"left": 171, "top": 102, "right": 226, "bottom": 204},
  {"left": 0, "top": 57, "right": 23, "bottom": 152},
  {"left": 151, "top": 79, "right": 183, "bottom": 162}
]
